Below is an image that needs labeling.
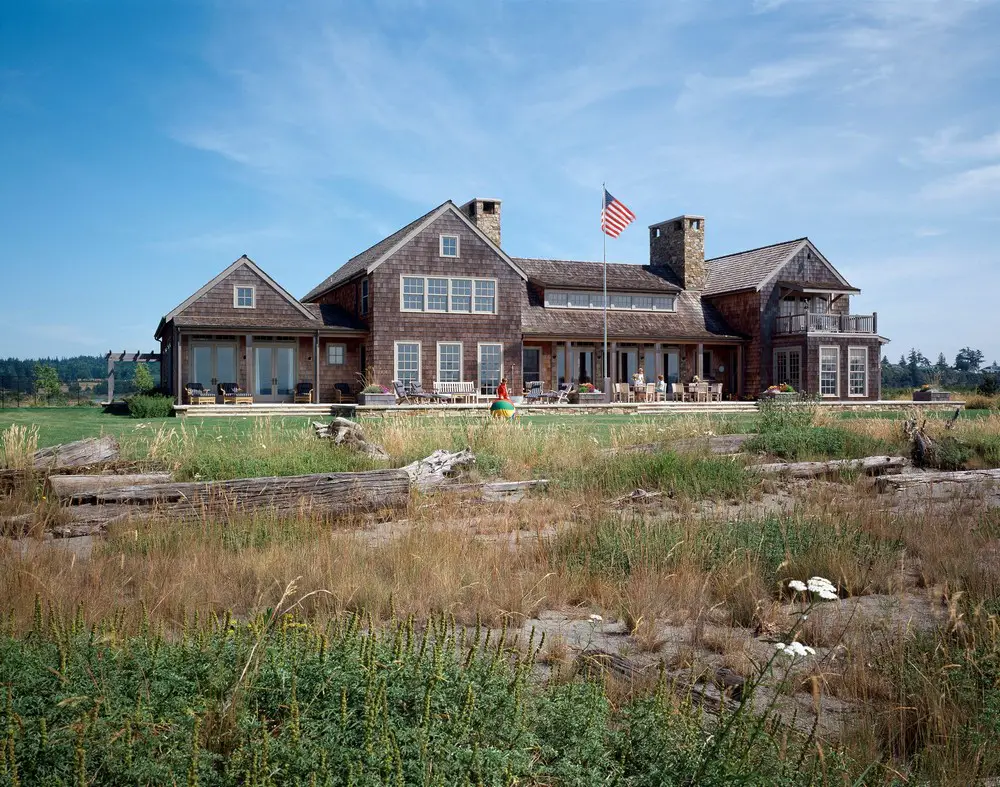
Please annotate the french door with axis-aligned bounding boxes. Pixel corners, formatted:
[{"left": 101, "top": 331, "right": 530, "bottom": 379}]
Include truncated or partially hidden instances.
[
  {"left": 191, "top": 342, "right": 237, "bottom": 394},
  {"left": 254, "top": 343, "right": 296, "bottom": 402},
  {"left": 522, "top": 347, "right": 541, "bottom": 388}
]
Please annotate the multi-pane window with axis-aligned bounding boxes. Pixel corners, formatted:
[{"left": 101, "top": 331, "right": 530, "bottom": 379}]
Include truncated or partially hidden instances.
[
  {"left": 440, "top": 235, "right": 459, "bottom": 257},
  {"left": 437, "top": 343, "right": 462, "bottom": 382},
  {"left": 360, "top": 278, "right": 369, "bottom": 314},
  {"left": 234, "top": 286, "right": 255, "bottom": 308},
  {"left": 474, "top": 280, "right": 495, "bottom": 313},
  {"left": 545, "top": 289, "right": 676, "bottom": 312},
  {"left": 395, "top": 342, "right": 420, "bottom": 386},
  {"left": 478, "top": 343, "right": 502, "bottom": 396},
  {"left": 849, "top": 347, "right": 867, "bottom": 397},
  {"left": 399, "top": 276, "right": 494, "bottom": 314},
  {"left": 402, "top": 277, "right": 424, "bottom": 311},
  {"left": 451, "top": 279, "right": 472, "bottom": 312},
  {"left": 327, "top": 344, "right": 345, "bottom": 366},
  {"left": 427, "top": 278, "right": 449, "bottom": 311},
  {"left": 819, "top": 347, "right": 839, "bottom": 396},
  {"left": 774, "top": 348, "right": 801, "bottom": 391}
]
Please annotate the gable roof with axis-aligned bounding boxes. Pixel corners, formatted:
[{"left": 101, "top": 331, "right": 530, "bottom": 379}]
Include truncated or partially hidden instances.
[
  {"left": 703, "top": 237, "right": 855, "bottom": 296},
  {"left": 515, "top": 258, "right": 681, "bottom": 293},
  {"left": 161, "top": 255, "right": 316, "bottom": 323},
  {"left": 303, "top": 200, "right": 527, "bottom": 302}
]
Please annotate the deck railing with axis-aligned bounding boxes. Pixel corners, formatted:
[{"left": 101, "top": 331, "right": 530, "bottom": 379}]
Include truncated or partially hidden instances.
[{"left": 774, "top": 312, "right": 877, "bottom": 335}]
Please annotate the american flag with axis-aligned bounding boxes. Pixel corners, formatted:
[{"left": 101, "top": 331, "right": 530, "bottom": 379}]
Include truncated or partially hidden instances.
[{"left": 601, "top": 188, "right": 635, "bottom": 238}]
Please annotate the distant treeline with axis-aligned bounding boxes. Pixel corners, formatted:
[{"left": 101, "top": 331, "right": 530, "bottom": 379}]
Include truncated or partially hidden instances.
[
  {"left": 882, "top": 346, "right": 999, "bottom": 390},
  {"left": 0, "top": 355, "right": 161, "bottom": 397}
]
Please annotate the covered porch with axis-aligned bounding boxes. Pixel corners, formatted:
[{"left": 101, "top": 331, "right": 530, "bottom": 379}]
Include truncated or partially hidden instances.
[{"left": 521, "top": 338, "right": 746, "bottom": 399}]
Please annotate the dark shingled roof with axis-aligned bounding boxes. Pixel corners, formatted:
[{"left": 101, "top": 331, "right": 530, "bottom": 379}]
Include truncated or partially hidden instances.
[
  {"left": 515, "top": 258, "right": 681, "bottom": 292},
  {"left": 703, "top": 238, "right": 806, "bottom": 296},
  {"left": 776, "top": 280, "right": 860, "bottom": 293},
  {"left": 172, "top": 304, "right": 366, "bottom": 332},
  {"left": 521, "top": 290, "right": 744, "bottom": 341},
  {"left": 302, "top": 203, "right": 446, "bottom": 302}
]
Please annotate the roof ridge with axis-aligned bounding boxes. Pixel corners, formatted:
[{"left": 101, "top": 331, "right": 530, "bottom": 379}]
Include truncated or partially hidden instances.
[
  {"left": 705, "top": 236, "right": 807, "bottom": 263},
  {"left": 514, "top": 256, "right": 639, "bottom": 266}
]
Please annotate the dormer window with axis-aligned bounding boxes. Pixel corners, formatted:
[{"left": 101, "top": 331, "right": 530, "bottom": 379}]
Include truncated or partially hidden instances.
[
  {"left": 440, "top": 234, "right": 459, "bottom": 258},
  {"left": 234, "top": 286, "right": 255, "bottom": 308}
]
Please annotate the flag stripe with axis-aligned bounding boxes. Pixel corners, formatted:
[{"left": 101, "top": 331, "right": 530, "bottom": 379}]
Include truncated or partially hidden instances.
[{"left": 601, "top": 189, "right": 635, "bottom": 238}]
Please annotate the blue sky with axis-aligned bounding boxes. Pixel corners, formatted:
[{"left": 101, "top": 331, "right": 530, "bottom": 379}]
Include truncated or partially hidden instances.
[{"left": 2, "top": 0, "right": 998, "bottom": 364}]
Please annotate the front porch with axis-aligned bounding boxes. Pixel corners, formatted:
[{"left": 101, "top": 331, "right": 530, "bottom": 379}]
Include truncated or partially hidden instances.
[{"left": 522, "top": 338, "right": 746, "bottom": 399}]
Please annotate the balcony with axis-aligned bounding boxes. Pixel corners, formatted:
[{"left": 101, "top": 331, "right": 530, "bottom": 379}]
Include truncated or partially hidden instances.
[{"left": 774, "top": 312, "right": 878, "bottom": 335}]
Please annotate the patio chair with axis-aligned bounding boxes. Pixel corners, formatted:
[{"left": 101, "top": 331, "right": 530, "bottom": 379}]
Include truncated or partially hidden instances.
[
  {"left": 694, "top": 382, "right": 710, "bottom": 403},
  {"left": 670, "top": 382, "right": 688, "bottom": 402},
  {"left": 644, "top": 382, "right": 656, "bottom": 402},
  {"left": 411, "top": 382, "right": 452, "bottom": 403},
  {"left": 333, "top": 383, "right": 356, "bottom": 403},
  {"left": 710, "top": 383, "right": 723, "bottom": 402},
  {"left": 185, "top": 382, "right": 216, "bottom": 405},
  {"left": 392, "top": 380, "right": 413, "bottom": 403},
  {"left": 218, "top": 382, "right": 253, "bottom": 405},
  {"left": 554, "top": 384, "right": 572, "bottom": 404},
  {"left": 293, "top": 382, "right": 314, "bottom": 403}
]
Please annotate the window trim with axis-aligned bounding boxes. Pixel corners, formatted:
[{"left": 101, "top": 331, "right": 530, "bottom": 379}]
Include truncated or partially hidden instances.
[
  {"left": 439, "top": 234, "right": 460, "bottom": 258},
  {"left": 360, "top": 278, "right": 369, "bottom": 315},
  {"left": 544, "top": 288, "right": 676, "bottom": 313},
  {"left": 425, "top": 277, "right": 450, "bottom": 313},
  {"left": 477, "top": 342, "right": 503, "bottom": 396},
  {"left": 848, "top": 346, "right": 868, "bottom": 398},
  {"left": 436, "top": 341, "right": 463, "bottom": 383},
  {"left": 233, "top": 285, "right": 255, "bottom": 309},
  {"left": 393, "top": 341, "right": 421, "bottom": 386},
  {"left": 399, "top": 275, "right": 497, "bottom": 315},
  {"left": 819, "top": 345, "right": 840, "bottom": 398},
  {"left": 326, "top": 343, "right": 346, "bottom": 366}
]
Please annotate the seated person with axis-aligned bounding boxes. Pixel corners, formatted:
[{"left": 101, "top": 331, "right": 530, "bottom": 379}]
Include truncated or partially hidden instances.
[
  {"left": 655, "top": 375, "right": 667, "bottom": 396},
  {"left": 632, "top": 367, "right": 646, "bottom": 387}
]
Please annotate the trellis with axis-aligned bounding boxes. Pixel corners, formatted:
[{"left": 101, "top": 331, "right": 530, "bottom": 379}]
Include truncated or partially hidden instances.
[{"left": 105, "top": 351, "right": 161, "bottom": 402}]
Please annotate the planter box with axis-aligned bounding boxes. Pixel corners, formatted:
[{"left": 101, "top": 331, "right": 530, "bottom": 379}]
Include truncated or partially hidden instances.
[
  {"left": 576, "top": 392, "right": 607, "bottom": 405},
  {"left": 761, "top": 391, "right": 798, "bottom": 401},
  {"left": 358, "top": 393, "right": 398, "bottom": 406},
  {"left": 912, "top": 390, "right": 951, "bottom": 402}
]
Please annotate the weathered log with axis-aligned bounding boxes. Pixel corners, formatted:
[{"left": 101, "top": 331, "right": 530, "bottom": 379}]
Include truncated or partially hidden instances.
[
  {"left": 47, "top": 473, "right": 173, "bottom": 502},
  {"left": 0, "top": 469, "right": 36, "bottom": 493},
  {"left": 401, "top": 449, "right": 476, "bottom": 491},
  {"left": 755, "top": 455, "right": 909, "bottom": 479},
  {"left": 876, "top": 468, "right": 1000, "bottom": 503},
  {"left": 59, "top": 469, "right": 411, "bottom": 519},
  {"left": 312, "top": 418, "right": 389, "bottom": 460},
  {"left": 480, "top": 479, "right": 549, "bottom": 502},
  {"left": 32, "top": 437, "right": 119, "bottom": 470}
]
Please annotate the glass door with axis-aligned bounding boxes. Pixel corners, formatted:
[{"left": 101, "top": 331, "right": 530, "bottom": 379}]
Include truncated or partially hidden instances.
[
  {"left": 192, "top": 345, "right": 214, "bottom": 389},
  {"left": 664, "top": 349, "right": 680, "bottom": 384},
  {"left": 617, "top": 348, "right": 637, "bottom": 383},
  {"left": 254, "top": 346, "right": 273, "bottom": 400},
  {"left": 254, "top": 344, "right": 297, "bottom": 402},
  {"left": 191, "top": 342, "right": 237, "bottom": 396},
  {"left": 275, "top": 346, "right": 295, "bottom": 397},
  {"left": 522, "top": 348, "right": 541, "bottom": 388}
]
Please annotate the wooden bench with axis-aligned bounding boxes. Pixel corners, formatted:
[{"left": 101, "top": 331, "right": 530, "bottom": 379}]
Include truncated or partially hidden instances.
[{"left": 433, "top": 380, "right": 481, "bottom": 403}]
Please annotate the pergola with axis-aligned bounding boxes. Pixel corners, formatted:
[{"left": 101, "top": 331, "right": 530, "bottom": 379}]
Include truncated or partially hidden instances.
[{"left": 105, "top": 350, "right": 161, "bottom": 402}]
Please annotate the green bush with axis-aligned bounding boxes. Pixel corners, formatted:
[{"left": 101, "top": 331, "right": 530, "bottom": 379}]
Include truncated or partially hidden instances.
[
  {"left": 964, "top": 394, "right": 997, "bottom": 411},
  {"left": 744, "top": 426, "right": 889, "bottom": 461},
  {"left": 755, "top": 395, "right": 817, "bottom": 434},
  {"left": 125, "top": 394, "right": 175, "bottom": 419},
  {"left": 978, "top": 374, "right": 999, "bottom": 397}
]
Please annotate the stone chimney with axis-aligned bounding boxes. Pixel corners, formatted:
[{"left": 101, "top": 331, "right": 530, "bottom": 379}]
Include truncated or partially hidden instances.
[
  {"left": 649, "top": 214, "right": 706, "bottom": 290},
  {"left": 461, "top": 198, "right": 502, "bottom": 247}
]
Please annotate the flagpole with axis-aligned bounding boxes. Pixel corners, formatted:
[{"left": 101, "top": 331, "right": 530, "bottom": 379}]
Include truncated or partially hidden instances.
[{"left": 602, "top": 183, "right": 608, "bottom": 387}]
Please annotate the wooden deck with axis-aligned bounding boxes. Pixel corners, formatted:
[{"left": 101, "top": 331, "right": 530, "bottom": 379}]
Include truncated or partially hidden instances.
[{"left": 172, "top": 399, "right": 964, "bottom": 418}]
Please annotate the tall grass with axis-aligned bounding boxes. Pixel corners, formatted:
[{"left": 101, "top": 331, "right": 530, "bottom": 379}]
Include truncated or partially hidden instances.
[{"left": 0, "top": 424, "right": 38, "bottom": 470}]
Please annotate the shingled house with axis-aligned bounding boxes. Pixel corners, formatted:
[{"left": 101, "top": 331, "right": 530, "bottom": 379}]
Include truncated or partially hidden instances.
[{"left": 155, "top": 198, "right": 885, "bottom": 403}]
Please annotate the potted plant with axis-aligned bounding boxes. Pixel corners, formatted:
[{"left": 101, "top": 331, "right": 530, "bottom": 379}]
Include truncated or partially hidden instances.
[
  {"left": 762, "top": 383, "right": 797, "bottom": 400},
  {"left": 912, "top": 383, "right": 951, "bottom": 402},
  {"left": 358, "top": 383, "right": 396, "bottom": 406},
  {"left": 574, "top": 382, "right": 606, "bottom": 405}
]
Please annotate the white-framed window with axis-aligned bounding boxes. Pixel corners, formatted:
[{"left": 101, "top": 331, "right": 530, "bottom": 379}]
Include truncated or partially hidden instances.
[
  {"left": 440, "top": 234, "right": 460, "bottom": 257},
  {"left": 478, "top": 343, "right": 502, "bottom": 396},
  {"left": 848, "top": 346, "right": 868, "bottom": 397},
  {"left": 544, "top": 289, "right": 676, "bottom": 312},
  {"left": 399, "top": 276, "right": 496, "bottom": 314},
  {"left": 401, "top": 277, "right": 425, "bottom": 311},
  {"left": 819, "top": 346, "right": 839, "bottom": 397},
  {"left": 437, "top": 342, "right": 462, "bottom": 383},
  {"left": 234, "top": 286, "right": 255, "bottom": 308},
  {"left": 427, "top": 278, "right": 449, "bottom": 311},
  {"left": 451, "top": 279, "right": 472, "bottom": 312},
  {"left": 773, "top": 347, "right": 802, "bottom": 391},
  {"left": 474, "top": 280, "right": 496, "bottom": 313},
  {"left": 360, "top": 278, "right": 369, "bottom": 315},
  {"left": 394, "top": 341, "right": 421, "bottom": 386},
  {"left": 327, "top": 344, "right": 346, "bottom": 366}
]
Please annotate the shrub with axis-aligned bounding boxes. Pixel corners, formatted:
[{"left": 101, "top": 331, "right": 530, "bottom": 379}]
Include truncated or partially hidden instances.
[
  {"left": 978, "top": 374, "right": 999, "bottom": 397},
  {"left": 744, "top": 426, "right": 888, "bottom": 461},
  {"left": 754, "top": 395, "right": 816, "bottom": 434},
  {"left": 964, "top": 395, "right": 996, "bottom": 411},
  {"left": 125, "top": 394, "right": 174, "bottom": 419}
]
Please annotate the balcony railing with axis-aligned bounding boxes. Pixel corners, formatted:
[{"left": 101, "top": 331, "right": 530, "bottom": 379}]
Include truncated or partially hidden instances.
[{"left": 774, "top": 312, "right": 878, "bottom": 335}]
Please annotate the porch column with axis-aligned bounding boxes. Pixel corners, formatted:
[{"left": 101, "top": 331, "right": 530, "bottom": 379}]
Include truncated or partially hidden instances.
[
  {"left": 313, "top": 333, "right": 321, "bottom": 404},
  {"left": 246, "top": 335, "right": 254, "bottom": 396},
  {"left": 696, "top": 343, "right": 704, "bottom": 379},
  {"left": 173, "top": 327, "right": 182, "bottom": 405},
  {"left": 737, "top": 344, "right": 744, "bottom": 398},
  {"left": 611, "top": 342, "right": 618, "bottom": 386},
  {"left": 566, "top": 341, "right": 574, "bottom": 383},
  {"left": 654, "top": 343, "right": 662, "bottom": 380}
]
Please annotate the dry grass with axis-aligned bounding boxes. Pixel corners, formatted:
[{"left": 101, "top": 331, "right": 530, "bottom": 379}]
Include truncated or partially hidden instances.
[{"left": 0, "top": 423, "right": 38, "bottom": 470}]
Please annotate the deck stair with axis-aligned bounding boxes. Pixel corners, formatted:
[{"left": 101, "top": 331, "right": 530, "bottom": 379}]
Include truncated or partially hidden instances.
[{"left": 174, "top": 403, "right": 346, "bottom": 418}]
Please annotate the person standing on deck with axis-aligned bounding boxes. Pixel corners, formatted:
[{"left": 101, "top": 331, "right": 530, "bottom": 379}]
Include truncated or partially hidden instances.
[{"left": 496, "top": 378, "right": 511, "bottom": 401}]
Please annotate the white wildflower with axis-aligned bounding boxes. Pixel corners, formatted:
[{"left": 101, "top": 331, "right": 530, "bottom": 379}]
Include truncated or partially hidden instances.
[
  {"left": 776, "top": 641, "right": 816, "bottom": 659},
  {"left": 589, "top": 614, "right": 603, "bottom": 624},
  {"left": 787, "top": 580, "right": 808, "bottom": 592}
]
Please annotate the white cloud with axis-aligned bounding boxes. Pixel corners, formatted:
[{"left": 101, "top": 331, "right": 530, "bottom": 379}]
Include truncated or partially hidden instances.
[
  {"left": 920, "top": 164, "right": 1000, "bottom": 200},
  {"left": 916, "top": 127, "right": 1000, "bottom": 164}
]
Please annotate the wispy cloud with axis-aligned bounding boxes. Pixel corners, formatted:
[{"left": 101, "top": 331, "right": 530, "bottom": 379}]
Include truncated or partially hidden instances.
[{"left": 920, "top": 164, "right": 1000, "bottom": 200}]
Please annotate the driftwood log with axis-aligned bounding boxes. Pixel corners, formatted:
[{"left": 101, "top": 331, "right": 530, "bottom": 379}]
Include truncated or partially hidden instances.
[
  {"left": 755, "top": 455, "right": 909, "bottom": 479},
  {"left": 32, "top": 436, "right": 119, "bottom": 470},
  {"left": 402, "top": 449, "right": 476, "bottom": 491},
  {"left": 312, "top": 418, "right": 389, "bottom": 460},
  {"left": 47, "top": 473, "right": 173, "bottom": 503},
  {"left": 876, "top": 468, "right": 1000, "bottom": 505}
]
